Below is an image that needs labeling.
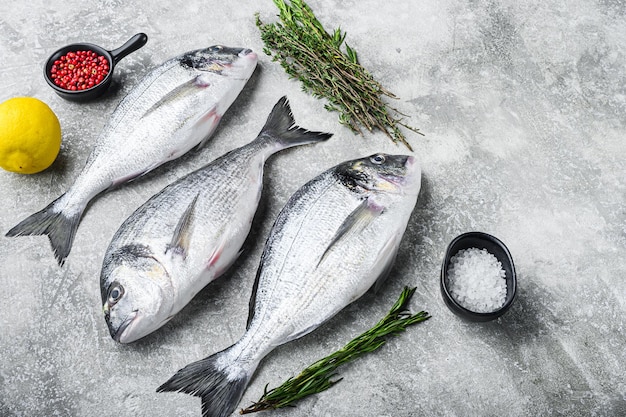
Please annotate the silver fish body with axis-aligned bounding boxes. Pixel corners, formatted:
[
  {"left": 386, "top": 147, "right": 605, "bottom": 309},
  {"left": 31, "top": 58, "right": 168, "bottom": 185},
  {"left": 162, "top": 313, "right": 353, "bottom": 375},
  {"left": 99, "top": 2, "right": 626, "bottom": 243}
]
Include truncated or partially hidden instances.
[
  {"left": 100, "top": 97, "right": 332, "bottom": 344},
  {"left": 7, "top": 46, "right": 258, "bottom": 265},
  {"left": 158, "top": 153, "right": 422, "bottom": 417}
]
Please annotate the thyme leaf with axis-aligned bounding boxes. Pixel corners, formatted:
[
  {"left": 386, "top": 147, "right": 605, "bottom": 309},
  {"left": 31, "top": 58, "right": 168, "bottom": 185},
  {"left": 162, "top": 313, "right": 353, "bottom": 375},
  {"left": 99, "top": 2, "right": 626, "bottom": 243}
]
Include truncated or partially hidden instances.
[
  {"left": 240, "top": 286, "right": 430, "bottom": 414},
  {"left": 255, "top": 0, "right": 422, "bottom": 150}
]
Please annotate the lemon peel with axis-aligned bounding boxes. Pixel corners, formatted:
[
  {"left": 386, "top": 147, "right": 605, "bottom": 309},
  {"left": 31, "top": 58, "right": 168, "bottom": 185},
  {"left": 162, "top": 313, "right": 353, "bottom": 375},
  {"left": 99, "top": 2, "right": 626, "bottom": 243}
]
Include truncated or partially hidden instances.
[{"left": 0, "top": 97, "right": 62, "bottom": 174}]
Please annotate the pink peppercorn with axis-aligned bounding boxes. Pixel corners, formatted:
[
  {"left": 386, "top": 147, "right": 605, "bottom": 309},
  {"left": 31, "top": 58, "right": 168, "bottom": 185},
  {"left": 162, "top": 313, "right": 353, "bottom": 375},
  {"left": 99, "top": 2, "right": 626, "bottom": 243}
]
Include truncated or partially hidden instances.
[{"left": 50, "top": 50, "right": 110, "bottom": 91}]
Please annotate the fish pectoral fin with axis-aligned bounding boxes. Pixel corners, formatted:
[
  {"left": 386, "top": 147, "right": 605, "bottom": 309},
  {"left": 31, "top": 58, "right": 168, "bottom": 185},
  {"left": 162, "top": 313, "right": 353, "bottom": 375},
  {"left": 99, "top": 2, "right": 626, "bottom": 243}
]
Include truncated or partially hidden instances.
[
  {"left": 143, "top": 75, "right": 211, "bottom": 119},
  {"left": 205, "top": 232, "right": 230, "bottom": 271},
  {"left": 317, "top": 198, "right": 384, "bottom": 266},
  {"left": 194, "top": 106, "right": 221, "bottom": 149},
  {"left": 371, "top": 234, "right": 402, "bottom": 294},
  {"left": 166, "top": 193, "right": 199, "bottom": 259}
]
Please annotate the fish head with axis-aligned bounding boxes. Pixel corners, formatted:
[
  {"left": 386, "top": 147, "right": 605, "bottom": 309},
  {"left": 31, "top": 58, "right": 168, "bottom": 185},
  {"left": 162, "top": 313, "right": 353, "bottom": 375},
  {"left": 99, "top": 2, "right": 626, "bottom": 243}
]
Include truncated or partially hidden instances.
[
  {"left": 337, "top": 153, "right": 421, "bottom": 196},
  {"left": 101, "top": 248, "right": 174, "bottom": 343},
  {"left": 180, "top": 45, "right": 258, "bottom": 80}
]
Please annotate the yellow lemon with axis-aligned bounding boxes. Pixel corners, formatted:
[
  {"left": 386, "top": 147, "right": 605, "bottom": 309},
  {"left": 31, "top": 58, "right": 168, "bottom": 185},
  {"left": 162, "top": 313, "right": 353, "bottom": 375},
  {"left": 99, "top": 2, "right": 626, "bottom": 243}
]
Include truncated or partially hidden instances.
[{"left": 0, "top": 97, "right": 62, "bottom": 174}]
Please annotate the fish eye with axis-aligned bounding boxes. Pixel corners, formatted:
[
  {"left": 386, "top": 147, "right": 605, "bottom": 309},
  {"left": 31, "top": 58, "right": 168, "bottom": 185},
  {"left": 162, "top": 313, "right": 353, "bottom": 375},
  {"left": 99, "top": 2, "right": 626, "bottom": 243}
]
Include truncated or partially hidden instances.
[
  {"left": 108, "top": 285, "right": 125, "bottom": 305},
  {"left": 370, "top": 154, "right": 386, "bottom": 165},
  {"left": 211, "top": 45, "right": 224, "bottom": 52}
]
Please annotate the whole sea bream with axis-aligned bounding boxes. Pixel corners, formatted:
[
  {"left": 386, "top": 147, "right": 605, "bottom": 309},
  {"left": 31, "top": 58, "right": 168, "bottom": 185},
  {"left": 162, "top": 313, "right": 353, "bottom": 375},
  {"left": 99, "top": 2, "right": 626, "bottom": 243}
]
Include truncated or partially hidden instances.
[
  {"left": 158, "top": 153, "right": 422, "bottom": 417},
  {"left": 6, "top": 45, "right": 258, "bottom": 265},
  {"left": 100, "top": 96, "right": 332, "bottom": 344}
]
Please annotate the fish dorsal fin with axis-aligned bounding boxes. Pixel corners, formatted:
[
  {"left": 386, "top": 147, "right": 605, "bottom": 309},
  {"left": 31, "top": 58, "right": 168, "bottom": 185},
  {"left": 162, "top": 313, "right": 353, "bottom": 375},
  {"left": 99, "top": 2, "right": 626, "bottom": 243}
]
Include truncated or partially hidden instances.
[
  {"left": 318, "top": 198, "right": 384, "bottom": 266},
  {"left": 166, "top": 194, "right": 199, "bottom": 259},
  {"left": 246, "top": 266, "right": 263, "bottom": 330},
  {"left": 143, "top": 75, "right": 211, "bottom": 118}
]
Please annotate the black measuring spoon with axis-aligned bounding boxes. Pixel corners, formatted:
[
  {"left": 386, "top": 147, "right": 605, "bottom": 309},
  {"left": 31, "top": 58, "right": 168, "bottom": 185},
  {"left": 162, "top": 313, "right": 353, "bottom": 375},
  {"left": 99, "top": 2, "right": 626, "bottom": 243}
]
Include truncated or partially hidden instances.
[{"left": 44, "top": 32, "right": 148, "bottom": 102}]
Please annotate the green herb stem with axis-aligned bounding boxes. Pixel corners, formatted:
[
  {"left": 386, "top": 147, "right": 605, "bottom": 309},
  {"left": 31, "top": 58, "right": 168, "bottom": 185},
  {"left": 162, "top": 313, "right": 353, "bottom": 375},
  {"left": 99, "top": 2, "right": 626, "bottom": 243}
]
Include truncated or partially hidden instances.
[
  {"left": 239, "top": 287, "right": 430, "bottom": 414},
  {"left": 255, "top": 0, "right": 422, "bottom": 150}
]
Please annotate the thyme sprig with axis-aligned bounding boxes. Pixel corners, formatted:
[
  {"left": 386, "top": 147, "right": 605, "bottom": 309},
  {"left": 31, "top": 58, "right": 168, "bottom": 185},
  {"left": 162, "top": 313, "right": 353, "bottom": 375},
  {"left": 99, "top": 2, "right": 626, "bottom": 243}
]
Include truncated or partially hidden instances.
[
  {"left": 240, "top": 287, "right": 430, "bottom": 414},
  {"left": 255, "top": 0, "right": 421, "bottom": 150}
]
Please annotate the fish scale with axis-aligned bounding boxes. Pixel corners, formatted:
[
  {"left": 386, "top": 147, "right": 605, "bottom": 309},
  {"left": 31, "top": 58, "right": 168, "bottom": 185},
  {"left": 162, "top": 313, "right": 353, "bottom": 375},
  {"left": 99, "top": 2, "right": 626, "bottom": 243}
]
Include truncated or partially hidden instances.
[
  {"left": 158, "top": 152, "right": 422, "bottom": 417},
  {"left": 100, "top": 96, "right": 332, "bottom": 344},
  {"left": 6, "top": 45, "right": 258, "bottom": 265},
  {"left": 249, "top": 173, "right": 389, "bottom": 345}
]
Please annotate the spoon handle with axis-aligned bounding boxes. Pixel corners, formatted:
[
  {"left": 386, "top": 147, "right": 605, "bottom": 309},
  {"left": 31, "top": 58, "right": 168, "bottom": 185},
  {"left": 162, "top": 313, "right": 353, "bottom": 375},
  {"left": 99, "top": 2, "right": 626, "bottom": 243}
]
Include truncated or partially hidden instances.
[{"left": 109, "top": 33, "right": 148, "bottom": 65}]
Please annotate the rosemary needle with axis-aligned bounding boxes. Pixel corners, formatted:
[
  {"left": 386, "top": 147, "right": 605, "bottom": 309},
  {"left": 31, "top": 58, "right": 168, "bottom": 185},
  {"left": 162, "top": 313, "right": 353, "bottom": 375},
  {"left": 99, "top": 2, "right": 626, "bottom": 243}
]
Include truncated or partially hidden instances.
[
  {"left": 239, "top": 287, "right": 430, "bottom": 414},
  {"left": 255, "top": 0, "right": 422, "bottom": 150}
]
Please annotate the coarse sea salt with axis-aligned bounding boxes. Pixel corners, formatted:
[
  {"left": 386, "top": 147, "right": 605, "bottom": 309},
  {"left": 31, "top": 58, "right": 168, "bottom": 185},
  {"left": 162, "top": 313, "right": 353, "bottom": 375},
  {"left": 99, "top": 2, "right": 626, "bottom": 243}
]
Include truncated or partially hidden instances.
[{"left": 446, "top": 247, "right": 507, "bottom": 313}]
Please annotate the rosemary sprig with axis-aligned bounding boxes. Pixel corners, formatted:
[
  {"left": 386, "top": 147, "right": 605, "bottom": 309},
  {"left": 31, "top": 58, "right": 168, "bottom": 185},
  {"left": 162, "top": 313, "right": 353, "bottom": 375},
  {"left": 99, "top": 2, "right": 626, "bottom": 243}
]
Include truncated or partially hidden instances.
[
  {"left": 240, "top": 286, "right": 430, "bottom": 414},
  {"left": 255, "top": 0, "right": 422, "bottom": 150}
]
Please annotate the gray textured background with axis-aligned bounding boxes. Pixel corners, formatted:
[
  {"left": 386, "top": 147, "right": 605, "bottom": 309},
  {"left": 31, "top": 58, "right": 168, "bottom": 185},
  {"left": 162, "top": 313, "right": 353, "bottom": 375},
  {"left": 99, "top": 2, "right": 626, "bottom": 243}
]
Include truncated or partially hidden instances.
[{"left": 1, "top": 1, "right": 625, "bottom": 416}]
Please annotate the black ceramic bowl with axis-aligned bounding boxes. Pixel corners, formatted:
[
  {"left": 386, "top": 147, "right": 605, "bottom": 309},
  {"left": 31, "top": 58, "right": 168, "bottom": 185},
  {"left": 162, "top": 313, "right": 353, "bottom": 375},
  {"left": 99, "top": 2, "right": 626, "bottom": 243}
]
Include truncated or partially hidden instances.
[
  {"left": 440, "top": 231, "right": 517, "bottom": 322},
  {"left": 44, "top": 33, "right": 148, "bottom": 102}
]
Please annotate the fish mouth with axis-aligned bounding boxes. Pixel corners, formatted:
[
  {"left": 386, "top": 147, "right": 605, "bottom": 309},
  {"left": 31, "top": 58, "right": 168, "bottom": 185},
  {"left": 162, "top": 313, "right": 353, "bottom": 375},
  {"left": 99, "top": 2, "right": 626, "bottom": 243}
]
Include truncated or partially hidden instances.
[
  {"left": 215, "top": 46, "right": 256, "bottom": 59},
  {"left": 239, "top": 48, "right": 255, "bottom": 57},
  {"left": 221, "top": 48, "right": 257, "bottom": 76},
  {"left": 109, "top": 310, "right": 139, "bottom": 343},
  {"left": 378, "top": 156, "right": 419, "bottom": 191},
  {"left": 238, "top": 49, "right": 258, "bottom": 65}
]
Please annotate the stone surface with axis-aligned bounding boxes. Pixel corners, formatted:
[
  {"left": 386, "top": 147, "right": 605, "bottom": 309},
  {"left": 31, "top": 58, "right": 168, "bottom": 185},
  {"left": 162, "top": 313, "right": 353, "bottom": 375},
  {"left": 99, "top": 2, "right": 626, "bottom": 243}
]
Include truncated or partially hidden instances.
[{"left": 0, "top": 1, "right": 625, "bottom": 416}]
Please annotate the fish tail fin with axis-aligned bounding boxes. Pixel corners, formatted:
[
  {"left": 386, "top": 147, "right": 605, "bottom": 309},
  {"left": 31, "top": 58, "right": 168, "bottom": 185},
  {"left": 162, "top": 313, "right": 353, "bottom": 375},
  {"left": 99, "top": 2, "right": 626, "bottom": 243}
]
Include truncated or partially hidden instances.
[
  {"left": 259, "top": 96, "right": 333, "bottom": 149},
  {"left": 157, "top": 346, "right": 255, "bottom": 417},
  {"left": 5, "top": 196, "right": 82, "bottom": 266}
]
